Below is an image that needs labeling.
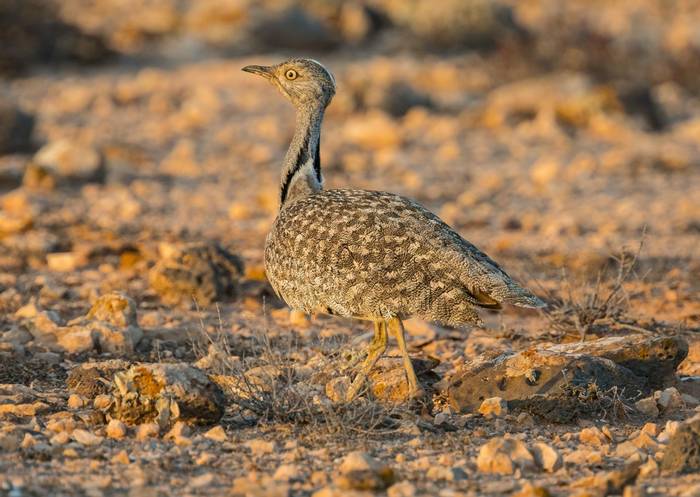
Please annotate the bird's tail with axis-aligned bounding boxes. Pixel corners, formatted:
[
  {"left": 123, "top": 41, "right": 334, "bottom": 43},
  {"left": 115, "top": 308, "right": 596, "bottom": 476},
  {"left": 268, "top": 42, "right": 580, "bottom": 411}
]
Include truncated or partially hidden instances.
[{"left": 502, "top": 281, "right": 546, "bottom": 309}]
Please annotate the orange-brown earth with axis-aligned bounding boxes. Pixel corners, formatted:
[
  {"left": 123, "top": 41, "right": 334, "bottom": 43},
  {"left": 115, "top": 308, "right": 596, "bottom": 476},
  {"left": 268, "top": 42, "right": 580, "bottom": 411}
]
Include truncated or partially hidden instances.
[{"left": 1, "top": 1, "right": 699, "bottom": 496}]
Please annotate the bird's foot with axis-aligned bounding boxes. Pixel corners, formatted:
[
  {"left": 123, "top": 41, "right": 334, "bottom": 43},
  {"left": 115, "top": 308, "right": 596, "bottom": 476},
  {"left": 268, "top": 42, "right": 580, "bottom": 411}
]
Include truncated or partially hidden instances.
[
  {"left": 345, "top": 373, "right": 367, "bottom": 402},
  {"left": 343, "top": 349, "right": 368, "bottom": 370}
]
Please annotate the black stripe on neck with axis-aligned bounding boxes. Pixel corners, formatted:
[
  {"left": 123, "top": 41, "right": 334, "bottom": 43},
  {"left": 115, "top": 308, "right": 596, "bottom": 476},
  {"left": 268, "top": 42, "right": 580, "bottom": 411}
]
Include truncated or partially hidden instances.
[
  {"left": 280, "top": 133, "right": 310, "bottom": 204},
  {"left": 313, "top": 133, "right": 322, "bottom": 182},
  {"left": 280, "top": 131, "right": 322, "bottom": 205}
]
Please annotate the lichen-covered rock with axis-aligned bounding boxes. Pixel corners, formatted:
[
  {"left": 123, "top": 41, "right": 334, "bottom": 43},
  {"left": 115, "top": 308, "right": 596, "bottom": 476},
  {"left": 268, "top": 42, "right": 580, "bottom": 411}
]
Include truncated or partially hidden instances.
[
  {"left": 72, "top": 292, "right": 143, "bottom": 353},
  {"left": 661, "top": 414, "right": 700, "bottom": 474},
  {"left": 444, "top": 334, "right": 686, "bottom": 418},
  {"left": 547, "top": 335, "right": 688, "bottom": 390},
  {"left": 67, "top": 359, "right": 131, "bottom": 398},
  {"left": 445, "top": 348, "right": 645, "bottom": 419},
  {"left": 110, "top": 363, "right": 225, "bottom": 427},
  {"left": 149, "top": 242, "right": 243, "bottom": 307},
  {"left": 86, "top": 292, "right": 138, "bottom": 328}
]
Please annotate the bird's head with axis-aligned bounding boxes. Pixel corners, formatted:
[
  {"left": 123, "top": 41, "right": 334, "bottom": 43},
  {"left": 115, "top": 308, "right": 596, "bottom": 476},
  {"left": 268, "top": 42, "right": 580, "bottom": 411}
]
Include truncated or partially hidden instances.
[{"left": 242, "top": 58, "right": 336, "bottom": 109}]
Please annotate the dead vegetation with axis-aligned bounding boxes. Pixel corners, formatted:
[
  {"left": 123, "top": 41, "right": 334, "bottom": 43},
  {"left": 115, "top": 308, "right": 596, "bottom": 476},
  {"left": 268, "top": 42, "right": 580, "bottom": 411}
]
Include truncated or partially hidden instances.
[
  {"left": 191, "top": 307, "right": 409, "bottom": 438},
  {"left": 541, "top": 237, "right": 647, "bottom": 341}
]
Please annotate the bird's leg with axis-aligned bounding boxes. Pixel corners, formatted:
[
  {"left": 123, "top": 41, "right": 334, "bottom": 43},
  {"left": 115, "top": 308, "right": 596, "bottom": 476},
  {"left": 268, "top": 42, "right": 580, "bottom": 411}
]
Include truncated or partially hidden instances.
[
  {"left": 345, "top": 320, "right": 387, "bottom": 401},
  {"left": 389, "top": 317, "right": 425, "bottom": 399}
]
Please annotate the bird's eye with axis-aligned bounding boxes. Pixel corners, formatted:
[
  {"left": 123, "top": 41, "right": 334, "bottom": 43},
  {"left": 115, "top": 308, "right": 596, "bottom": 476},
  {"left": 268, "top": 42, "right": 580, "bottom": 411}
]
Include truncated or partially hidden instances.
[{"left": 285, "top": 69, "right": 298, "bottom": 80}]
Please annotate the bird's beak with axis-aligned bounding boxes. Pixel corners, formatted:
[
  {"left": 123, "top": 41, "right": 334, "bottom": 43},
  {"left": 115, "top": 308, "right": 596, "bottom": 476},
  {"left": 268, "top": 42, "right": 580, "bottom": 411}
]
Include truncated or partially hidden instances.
[{"left": 241, "top": 65, "right": 274, "bottom": 79}]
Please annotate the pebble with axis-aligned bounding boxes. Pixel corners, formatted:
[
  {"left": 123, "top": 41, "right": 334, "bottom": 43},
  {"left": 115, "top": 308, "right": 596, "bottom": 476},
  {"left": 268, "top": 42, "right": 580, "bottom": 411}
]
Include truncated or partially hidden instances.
[
  {"left": 631, "top": 432, "right": 659, "bottom": 451},
  {"left": 512, "top": 482, "right": 553, "bottom": 497},
  {"left": 634, "top": 397, "right": 659, "bottom": 417},
  {"left": 425, "top": 465, "right": 468, "bottom": 481},
  {"left": 564, "top": 448, "right": 603, "bottom": 465},
  {"left": 106, "top": 419, "right": 127, "bottom": 439},
  {"left": 189, "top": 473, "right": 215, "bottom": 489},
  {"left": 335, "top": 451, "right": 395, "bottom": 491},
  {"left": 195, "top": 452, "right": 216, "bottom": 466},
  {"left": 656, "top": 387, "right": 684, "bottom": 412},
  {"left": 658, "top": 420, "right": 680, "bottom": 443},
  {"left": 516, "top": 412, "right": 535, "bottom": 427},
  {"left": 136, "top": 423, "right": 160, "bottom": 441},
  {"left": 245, "top": 438, "right": 276, "bottom": 456},
  {"left": 476, "top": 436, "right": 536, "bottom": 474},
  {"left": 49, "top": 431, "right": 70, "bottom": 445},
  {"left": 641, "top": 423, "right": 658, "bottom": 437},
  {"left": 273, "top": 463, "right": 302, "bottom": 482},
  {"left": 93, "top": 395, "right": 112, "bottom": 410},
  {"left": 165, "top": 421, "right": 190, "bottom": 440},
  {"left": 638, "top": 457, "right": 659, "bottom": 479},
  {"left": 71, "top": 429, "right": 104, "bottom": 446},
  {"left": 387, "top": 481, "right": 417, "bottom": 497},
  {"left": 63, "top": 448, "right": 80, "bottom": 458},
  {"left": 112, "top": 450, "right": 130, "bottom": 464},
  {"left": 0, "top": 401, "right": 49, "bottom": 417},
  {"left": 579, "top": 427, "right": 610, "bottom": 447},
  {"left": 530, "top": 442, "right": 562, "bottom": 472},
  {"left": 615, "top": 441, "right": 643, "bottom": 459},
  {"left": 67, "top": 394, "right": 86, "bottom": 409},
  {"left": 478, "top": 397, "right": 508, "bottom": 417},
  {"left": 204, "top": 425, "right": 227, "bottom": 442},
  {"left": 33, "top": 139, "right": 103, "bottom": 182},
  {"left": 46, "top": 252, "right": 82, "bottom": 272},
  {"left": 21, "top": 433, "right": 38, "bottom": 449}
]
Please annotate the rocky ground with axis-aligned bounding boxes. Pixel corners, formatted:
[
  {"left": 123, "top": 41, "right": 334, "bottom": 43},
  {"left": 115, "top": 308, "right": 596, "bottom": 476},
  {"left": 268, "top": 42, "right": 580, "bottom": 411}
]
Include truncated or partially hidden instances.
[{"left": 1, "top": 1, "right": 700, "bottom": 496}]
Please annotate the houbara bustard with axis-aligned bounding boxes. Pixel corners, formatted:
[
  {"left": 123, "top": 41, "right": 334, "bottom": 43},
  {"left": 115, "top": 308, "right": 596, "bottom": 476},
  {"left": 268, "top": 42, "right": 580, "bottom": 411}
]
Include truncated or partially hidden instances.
[{"left": 243, "top": 58, "right": 544, "bottom": 401}]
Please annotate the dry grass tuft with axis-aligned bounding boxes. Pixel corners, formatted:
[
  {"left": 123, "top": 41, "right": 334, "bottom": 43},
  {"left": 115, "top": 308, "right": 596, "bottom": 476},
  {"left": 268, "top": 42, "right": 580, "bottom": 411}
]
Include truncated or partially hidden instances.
[
  {"left": 541, "top": 237, "right": 646, "bottom": 340},
  {"left": 191, "top": 305, "right": 409, "bottom": 437}
]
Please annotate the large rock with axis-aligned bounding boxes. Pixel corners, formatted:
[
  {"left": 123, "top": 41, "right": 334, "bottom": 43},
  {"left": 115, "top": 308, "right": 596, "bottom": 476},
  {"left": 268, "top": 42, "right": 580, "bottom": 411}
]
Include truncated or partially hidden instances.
[
  {"left": 33, "top": 139, "right": 105, "bottom": 184},
  {"left": 149, "top": 242, "right": 243, "bottom": 307},
  {"left": 547, "top": 335, "right": 687, "bottom": 390},
  {"left": 661, "top": 414, "right": 700, "bottom": 474},
  {"left": 110, "top": 363, "right": 225, "bottom": 427},
  {"left": 25, "top": 292, "right": 143, "bottom": 354},
  {"left": 0, "top": 97, "right": 34, "bottom": 154},
  {"left": 444, "top": 334, "right": 686, "bottom": 420},
  {"left": 67, "top": 359, "right": 132, "bottom": 398}
]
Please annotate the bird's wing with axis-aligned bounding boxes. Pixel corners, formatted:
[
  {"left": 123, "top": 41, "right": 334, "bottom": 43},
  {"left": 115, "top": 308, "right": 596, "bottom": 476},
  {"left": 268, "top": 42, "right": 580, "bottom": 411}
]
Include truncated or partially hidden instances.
[{"left": 377, "top": 192, "right": 544, "bottom": 309}]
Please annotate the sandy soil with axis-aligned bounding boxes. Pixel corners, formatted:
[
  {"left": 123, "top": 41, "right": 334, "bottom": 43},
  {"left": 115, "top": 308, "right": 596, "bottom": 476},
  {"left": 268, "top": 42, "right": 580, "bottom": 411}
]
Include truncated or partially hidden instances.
[{"left": 1, "top": 2, "right": 699, "bottom": 496}]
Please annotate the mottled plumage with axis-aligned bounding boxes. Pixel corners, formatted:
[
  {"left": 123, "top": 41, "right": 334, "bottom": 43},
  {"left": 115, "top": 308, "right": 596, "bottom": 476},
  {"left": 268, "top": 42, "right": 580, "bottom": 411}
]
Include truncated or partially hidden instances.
[
  {"left": 265, "top": 189, "right": 541, "bottom": 326},
  {"left": 243, "top": 58, "right": 544, "bottom": 400}
]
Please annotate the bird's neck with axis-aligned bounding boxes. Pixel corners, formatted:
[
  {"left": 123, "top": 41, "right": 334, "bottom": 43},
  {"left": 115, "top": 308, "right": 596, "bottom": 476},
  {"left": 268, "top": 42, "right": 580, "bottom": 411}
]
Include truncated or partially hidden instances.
[{"left": 279, "top": 104, "right": 324, "bottom": 208}]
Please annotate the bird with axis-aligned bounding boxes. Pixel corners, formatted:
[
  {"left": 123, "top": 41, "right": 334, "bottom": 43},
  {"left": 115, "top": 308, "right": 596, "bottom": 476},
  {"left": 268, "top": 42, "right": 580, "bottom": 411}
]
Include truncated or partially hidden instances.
[{"left": 242, "top": 58, "right": 544, "bottom": 401}]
